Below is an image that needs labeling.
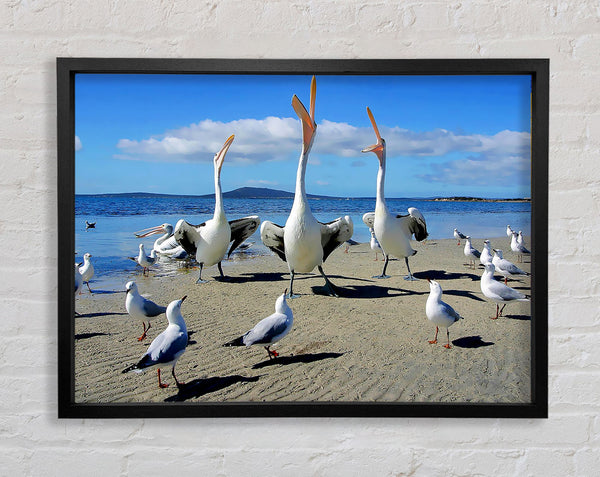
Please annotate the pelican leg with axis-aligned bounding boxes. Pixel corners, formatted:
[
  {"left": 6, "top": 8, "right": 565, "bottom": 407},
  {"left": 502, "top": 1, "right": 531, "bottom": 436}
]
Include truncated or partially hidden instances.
[
  {"left": 403, "top": 257, "right": 418, "bottom": 281},
  {"left": 217, "top": 261, "right": 225, "bottom": 278},
  {"left": 428, "top": 326, "right": 438, "bottom": 344},
  {"left": 86, "top": 281, "right": 93, "bottom": 293},
  {"left": 499, "top": 304, "right": 506, "bottom": 316},
  {"left": 287, "top": 270, "right": 300, "bottom": 299},
  {"left": 373, "top": 254, "right": 390, "bottom": 279},
  {"left": 196, "top": 263, "right": 208, "bottom": 284},
  {"left": 172, "top": 365, "right": 185, "bottom": 388},
  {"left": 318, "top": 265, "right": 339, "bottom": 297},
  {"left": 157, "top": 369, "right": 169, "bottom": 388},
  {"left": 443, "top": 329, "right": 451, "bottom": 349}
]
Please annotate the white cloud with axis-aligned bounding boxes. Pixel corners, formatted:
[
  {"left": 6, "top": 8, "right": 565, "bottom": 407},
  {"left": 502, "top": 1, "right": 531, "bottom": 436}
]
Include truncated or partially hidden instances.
[
  {"left": 316, "top": 180, "right": 330, "bottom": 186},
  {"left": 75, "top": 136, "right": 82, "bottom": 151},
  {"left": 246, "top": 179, "right": 279, "bottom": 186},
  {"left": 115, "top": 117, "right": 530, "bottom": 174}
]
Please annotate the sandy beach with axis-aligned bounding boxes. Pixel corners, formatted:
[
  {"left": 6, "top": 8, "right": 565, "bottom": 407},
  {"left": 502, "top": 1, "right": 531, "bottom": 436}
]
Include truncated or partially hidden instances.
[{"left": 74, "top": 237, "right": 531, "bottom": 404}]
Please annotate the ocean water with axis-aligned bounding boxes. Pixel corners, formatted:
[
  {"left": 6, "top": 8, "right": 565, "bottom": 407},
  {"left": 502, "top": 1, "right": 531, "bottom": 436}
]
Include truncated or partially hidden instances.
[{"left": 75, "top": 195, "right": 531, "bottom": 290}]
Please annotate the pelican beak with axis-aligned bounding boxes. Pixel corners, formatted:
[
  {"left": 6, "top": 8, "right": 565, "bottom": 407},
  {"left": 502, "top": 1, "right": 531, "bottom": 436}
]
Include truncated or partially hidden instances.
[
  {"left": 214, "top": 134, "right": 235, "bottom": 175},
  {"left": 292, "top": 75, "right": 317, "bottom": 151},
  {"left": 361, "top": 107, "right": 384, "bottom": 162},
  {"left": 134, "top": 225, "right": 166, "bottom": 238}
]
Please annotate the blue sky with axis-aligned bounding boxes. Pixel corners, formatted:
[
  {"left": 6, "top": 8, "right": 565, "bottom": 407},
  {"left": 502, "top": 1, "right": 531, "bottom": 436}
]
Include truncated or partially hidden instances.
[{"left": 75, "top": 73, "right": 531, "bottom": 198}]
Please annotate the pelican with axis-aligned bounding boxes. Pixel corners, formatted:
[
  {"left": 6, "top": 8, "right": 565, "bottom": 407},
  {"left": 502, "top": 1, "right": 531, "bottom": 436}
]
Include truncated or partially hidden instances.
[
  {"left": 361, "top": 107, "right": 428, "bottom": 280},
  {"left": 260, "top": 76, "right": 354, "bottom": 298},
  {"left": 123, "top": 295, "right": 188, "bottom": 389},
  {"left": 174, "top": 135, "right": 260, "bottom": 283},
  {"left": 136, "top": 243, "right": 158, "bottom": 276},
  {"left": 134, "top": 223, "right": 188, "bottom": 260},
  {"left": 79, "top": 253, "right": 94, "bottom": 293}
]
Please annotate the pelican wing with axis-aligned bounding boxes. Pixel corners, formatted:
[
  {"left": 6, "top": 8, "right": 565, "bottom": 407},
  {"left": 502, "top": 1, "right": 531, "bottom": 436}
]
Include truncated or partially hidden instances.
[
  {"left": 398, "top": 207, "right": 429, "bottom": 241},
  {"left": 173, "top": 219, "right": 206, "bottom": 256},
  {"left": 320, "top": 215, "right": 354, "bottom": 262},
  {"left": 227, "top": 215, "right": 260, "bottom": 258},
  {"left": 260, "top": 221, "right": 286, "bottom": 261},
  {"left": 362, "top": 212, "right": 375, "bottom": 229}
]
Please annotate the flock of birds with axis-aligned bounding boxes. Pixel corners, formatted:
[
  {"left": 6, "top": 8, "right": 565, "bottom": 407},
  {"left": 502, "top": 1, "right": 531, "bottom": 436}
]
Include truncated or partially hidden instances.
[{"left": 74, "top": 76, "right": 532, "bottom": 390}]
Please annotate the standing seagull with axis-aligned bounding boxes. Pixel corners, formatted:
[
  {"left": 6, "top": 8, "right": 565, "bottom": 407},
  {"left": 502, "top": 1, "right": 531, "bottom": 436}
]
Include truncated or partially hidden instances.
[
  {"left": 361, "top": 107, "right": 428, "bottom": 280},
  {"left": 480, "top": 262, "right": 530, "bottom": 319},
  {"left": 510, "top": 231, "right": 530, "bottom": 262},
  {"left": 223, "top": 289, "right": 293, "bottom": 360},
  {"left": 463, "top": 236, "right": 480, "bottom": 269},
  {"left": 260, "top": 76, "right": 353, "bottom": 297},
  {"left": 174, "top": 135, "right": 260, "bottom": 283},
  {"left": 454, "top": 228, "right": 467, "bottom": 246},
  {"left": 136, "top": 243, "right": 158, "bottom": 276},
  {"left": 123, "top": 295, "right": 188, "bottom": 389},
  {"left": 125, "top": 281, "right": 167, "bottom": 341},
  {"left": 480, "top": 239, "right": 493, "bottom": 266},
  {"left": 426, "top": 279, "right": 464, "bottom": 349},
  {"left": 79, "top": 253, "right": 94, "bottom": 293},
  {"left": 492, "top": 249, "right": 530, "bottom": 285},
  {"left": 74, "top": 263, "right": 83, "bottom": 296},
  {"left": 369, "top": 228, "right": 383, "bottom": 261},
  {"left": 506, "top": 225, "right": 514, "bottom": 238}
]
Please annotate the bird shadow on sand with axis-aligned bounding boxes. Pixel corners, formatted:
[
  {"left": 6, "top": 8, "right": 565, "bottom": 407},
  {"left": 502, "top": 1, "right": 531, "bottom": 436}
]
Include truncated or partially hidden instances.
[
  {"left": 252, "top": 352, "right": 344, "bottom": 369},
  {"left": 325, "top": 284, "right": 425, "bottom": 299},
  {"left": 504, "top": 314, "right": 531, "bottom": 321},
  {"left": 74, "top": 332, "right": 109, "bottom": 340},
  {"left": 452, "top": 335, "right": 494, "bottom": 348},
  {"left": 76, "top": 311, "right": 128, "bottom": 318},
  {"left": 413, "top": 270, "right": 481, "bottom": 282},
  {"left": 442, "top": 289, "right": 486, "bottom": 302},
  {"left": 186, "top": 330, "right": 197, "bottom": 346},
  {"left": 86, "top": 289, "right": 124, "bottom": 295},
  {"left": 165, "top": 375, "right": 261, "bottom": 402},
  {"left": 213, "top": 271, "right": 287, "bottom": 284}
]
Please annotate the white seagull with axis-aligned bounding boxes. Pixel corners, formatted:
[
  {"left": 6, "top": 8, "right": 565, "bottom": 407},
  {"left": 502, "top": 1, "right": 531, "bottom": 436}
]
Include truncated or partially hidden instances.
[
  {"left": 480, "top": 262, "right": 530, "bottom": 319},
  {"left": 463, "top": 236, "right": 481, "bottom": 269},
  {"left": 79, "top": 253, "right": 94, "bottom": 293},
  {"left": 517, "top": 231, "right": 526, "bottom": 246},
  {"left": 480, "top": 239, "right": 493, "bottom": 266},
  {"left": 174, "top": 135, "right": 260, "bottom": 283},
  {"left": 136, "top": 243, "right": 158, "bottom": 276},
  {"left": 454, "top": 228, "right": 467, "bottom": 246},
  {"left": 506, "top": 225, "right": 514, "bottom": 238},
  {"left": 123, "top": 295, "right": 188, "bottom": 389},
  {"left": 492, "top": 249, "right": 530, "bottom": 285},
  {"left": 223, "top": 289, "right": 293, "bottom": 360},
  {"left": 125, "top": 281, "right": 167, "bottom": 341},
  {"left": 260, "top": 76, "right": 353, "bottom": 297},
  {"left": 74, "top": 263, "right": 83, "bottom": 296},
  {"left": 134, "top": 223, "right": 188, "bottom": 260},
  {"left": 426, "top": 279, "right": 464, "bottom": 349},
  {"left": 361, "top": 107, "right": 428, "bottom": 280},
  {"left": 369, "top": 228, "right": 383, "bottom": 261},
  {"left": 510, "top": 231, "right": 530, "bottom": 262}
]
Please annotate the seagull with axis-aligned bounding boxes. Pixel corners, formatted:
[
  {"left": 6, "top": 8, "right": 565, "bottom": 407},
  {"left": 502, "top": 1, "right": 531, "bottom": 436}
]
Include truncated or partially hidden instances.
[
  {"left": 480, "top": 239, "right": 493, "bottom": 266},
  {"left": 426, "top": 279, "right": 464, "bottom": 349},
  {"left": 369, "top": 228, "right": 383, "bottom": 260},
  {"left": 136, "top": 243, "right": 158, "bottom": 276},
  {"left": 506, "top": 225, "right": 514, "bottom": 238},
  {"left": 134, "top": 223, "right": 188, "bottom": 260},
  {"left": 78, "top": 253, "right": 94, "bottom": 293},
  {"left": 454, "top": 228, "right": 467, "bottom": 246},
  {"left": 223, "top": 289, "right": 293, "bottom": 360},
  {"left": 492, "top": 249, "right": 530, "bottom": 284},
  {"left": 122, "top": 295, "right": 188, "bottom": 389},
  {"left": 510, "top": 231, "right": 530, "bottom": 262},
  {"left": 260, "top": 76, "right": 353, "bottom": 297},
  {"left": 85, "top": 220, "right": 96, "bottom": 229},
  {"left": 361, "top": 107, "right": 428, "bottom": 280},
  {"left": 463, "top": 237, "right": 481, "bottom": 269},
  {"left": 174, "top": 135, "right": 260, "bottom": 283},
  {"left": 480, "top": 262, "right": 530, "bottom": 319},
  {"left": 74, "top": 263, "right": 83, "bottom": 296},
  {"left": 517, "top": 231, "right": 526, "bottom": 246},
  {"left": 125, "top": 281, "right": 167, "bottom": 341}
]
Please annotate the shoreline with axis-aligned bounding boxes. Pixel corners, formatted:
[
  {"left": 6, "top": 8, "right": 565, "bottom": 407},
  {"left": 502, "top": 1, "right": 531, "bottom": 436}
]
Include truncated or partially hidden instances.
[{"left": 74, "top": 237, "right": 532, "bottom": 404}]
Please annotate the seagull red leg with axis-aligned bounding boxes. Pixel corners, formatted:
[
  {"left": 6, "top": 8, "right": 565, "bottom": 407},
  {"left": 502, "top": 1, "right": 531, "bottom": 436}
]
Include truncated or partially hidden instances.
[
  {"left": 429, "top": 326, "right": 438, "bottom": 344},
  {"left": 172, "top": 366, "right": 185, "bottom": 388},
  {"left": 443, "top": 329, "right": 451, "bottom": 349},
  {"left": 157, "top": 369, "right": 169, "bottom": 388}
]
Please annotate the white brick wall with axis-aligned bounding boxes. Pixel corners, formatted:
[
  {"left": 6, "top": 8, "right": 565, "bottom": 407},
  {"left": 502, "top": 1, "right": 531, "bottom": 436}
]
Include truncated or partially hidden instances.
[{"left": 1, "top": 0, "right": 598, "bottom": 475}]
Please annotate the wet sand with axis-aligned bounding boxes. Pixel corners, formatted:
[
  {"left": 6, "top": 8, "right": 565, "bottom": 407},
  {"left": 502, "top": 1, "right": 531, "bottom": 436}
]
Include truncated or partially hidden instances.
[{"left": 74, "top": 237, "right": 531, "bottom": 404}]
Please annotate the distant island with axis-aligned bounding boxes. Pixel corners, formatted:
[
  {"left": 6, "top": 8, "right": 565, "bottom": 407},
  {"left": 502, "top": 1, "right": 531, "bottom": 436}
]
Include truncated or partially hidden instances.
[{"left": 77, "top": 187, "right": 530, "bottom": 202}]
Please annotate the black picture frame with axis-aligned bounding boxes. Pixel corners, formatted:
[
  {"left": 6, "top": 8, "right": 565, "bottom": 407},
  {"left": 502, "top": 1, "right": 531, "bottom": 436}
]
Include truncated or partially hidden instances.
[{"left": 57, "top": 58, "right": 548, "bottom": 418}]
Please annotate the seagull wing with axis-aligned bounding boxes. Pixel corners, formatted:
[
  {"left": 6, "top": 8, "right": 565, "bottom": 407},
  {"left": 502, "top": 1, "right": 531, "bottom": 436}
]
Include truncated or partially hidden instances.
[
  {"left": 486, "top": 279, "right": 528, "bottom": 301},
  {"left": 227, "top": 215, "right": 260, "bottom": 257},
  {"left": 260, "top": 221, "right": 286, "bottom": 261},
  {"left": 440, "top": 301, "right": 463, "bottom": 322},
  {"left": 243, "top": 312, "right": 290, "bottom": 346},
  {"left": 133, "top": 327, "right": 187, "bottom": 369},
  {"left": 141, "top": 297, "right": 167, "bottom": 317},
  {"left": 319, "top": 215, "right": 354, "bottom": 262},
  {"left": 173, "top": 219, "right": 206, "bottom": 256}
]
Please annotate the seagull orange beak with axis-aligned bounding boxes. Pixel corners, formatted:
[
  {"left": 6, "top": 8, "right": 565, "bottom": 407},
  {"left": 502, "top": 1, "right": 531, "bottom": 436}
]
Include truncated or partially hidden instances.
[{"left": 214, "top": 134, "right": 235, "bottom": 175}]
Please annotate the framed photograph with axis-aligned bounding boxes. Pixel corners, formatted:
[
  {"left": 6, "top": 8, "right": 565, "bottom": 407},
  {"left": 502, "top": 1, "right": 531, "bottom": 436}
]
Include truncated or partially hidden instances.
[{"left": 58, "top": 58, "right": 548, "bottom": 418}]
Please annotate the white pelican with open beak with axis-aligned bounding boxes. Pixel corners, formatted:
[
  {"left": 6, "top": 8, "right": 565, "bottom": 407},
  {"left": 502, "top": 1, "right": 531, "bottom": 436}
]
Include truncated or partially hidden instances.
[
  {"left": 134, "top": 223, "right": 188, "bottom": 260},
  {"left": 174, "top": 135, "right": 260, "bottom": 283},
  {"left": 260, "top": 76, "right": 353, "bottom": 298},
  {"left": 361, "top": 107, "right": 428, "bottom": 280}
]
